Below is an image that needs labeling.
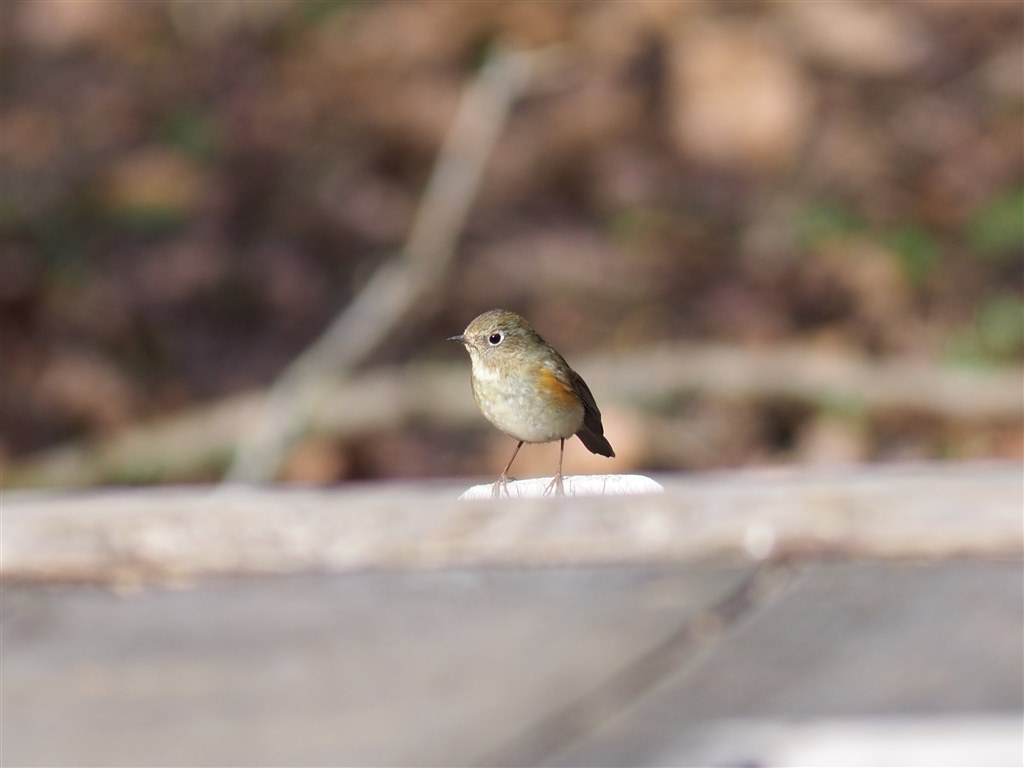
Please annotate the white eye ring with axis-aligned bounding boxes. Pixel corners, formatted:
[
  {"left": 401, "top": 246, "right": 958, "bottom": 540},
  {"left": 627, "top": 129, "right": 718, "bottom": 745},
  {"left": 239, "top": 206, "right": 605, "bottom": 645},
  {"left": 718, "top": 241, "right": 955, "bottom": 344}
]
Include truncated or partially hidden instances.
[{"left": 488, "top": 331, "right": 504, "bottom": 346}]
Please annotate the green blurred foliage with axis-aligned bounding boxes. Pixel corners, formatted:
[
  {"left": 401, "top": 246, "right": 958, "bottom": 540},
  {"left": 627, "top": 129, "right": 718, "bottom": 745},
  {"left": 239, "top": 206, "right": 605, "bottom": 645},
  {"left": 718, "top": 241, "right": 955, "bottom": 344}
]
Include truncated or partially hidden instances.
[
  {"left": 885, "top": 225, "right": 942, "bottom": 288},
  {"left": 947, "top": 294, "right": 1024, "bottom": 364},
  {"left": 159, "top": 108, "right": 219, "bottom": 161},
  {"left": 966, "top": 186, "right": 1024, "bottom": 262},
  {"left": 794, "top": 202, "right": 866, "bottom": 249}
]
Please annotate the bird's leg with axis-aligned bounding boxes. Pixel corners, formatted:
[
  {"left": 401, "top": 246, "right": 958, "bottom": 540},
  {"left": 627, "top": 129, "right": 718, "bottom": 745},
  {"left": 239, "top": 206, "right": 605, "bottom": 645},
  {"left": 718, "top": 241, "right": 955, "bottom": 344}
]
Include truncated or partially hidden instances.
[
  {"left": 493, "top": 440, "right": 524, "bottom": 497},
  {"left": 544, "top": 438, "right": 567, "bottom": 497}
]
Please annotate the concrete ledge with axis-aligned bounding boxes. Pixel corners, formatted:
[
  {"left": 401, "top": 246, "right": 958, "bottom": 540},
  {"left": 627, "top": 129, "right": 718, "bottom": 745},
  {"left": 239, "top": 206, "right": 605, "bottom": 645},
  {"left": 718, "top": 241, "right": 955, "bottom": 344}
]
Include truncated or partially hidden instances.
[{"left": 2, "top": 462, "right": 1020, "bottom": 586}]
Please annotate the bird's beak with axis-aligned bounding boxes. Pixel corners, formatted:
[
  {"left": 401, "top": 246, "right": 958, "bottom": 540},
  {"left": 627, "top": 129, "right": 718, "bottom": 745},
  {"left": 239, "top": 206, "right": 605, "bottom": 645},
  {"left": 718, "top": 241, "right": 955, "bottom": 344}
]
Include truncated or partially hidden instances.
[{"left": 448, "top": 334, "right": 465, "bottom": 343}]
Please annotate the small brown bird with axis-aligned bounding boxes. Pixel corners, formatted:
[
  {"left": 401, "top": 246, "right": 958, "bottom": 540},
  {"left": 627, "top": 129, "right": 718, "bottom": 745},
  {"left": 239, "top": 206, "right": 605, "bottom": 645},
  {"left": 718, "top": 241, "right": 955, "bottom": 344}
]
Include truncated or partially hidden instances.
[{"left": 449, "top": 309, "right": 614, "bottom": 496}]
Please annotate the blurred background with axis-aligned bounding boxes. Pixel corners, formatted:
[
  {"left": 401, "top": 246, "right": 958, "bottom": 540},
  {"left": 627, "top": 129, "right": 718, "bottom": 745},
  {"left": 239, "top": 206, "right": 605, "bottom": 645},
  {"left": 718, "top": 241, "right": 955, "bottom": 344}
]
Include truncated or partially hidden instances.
[{"left": 1, "top": 0, "right": 1021, "bottom": 488}]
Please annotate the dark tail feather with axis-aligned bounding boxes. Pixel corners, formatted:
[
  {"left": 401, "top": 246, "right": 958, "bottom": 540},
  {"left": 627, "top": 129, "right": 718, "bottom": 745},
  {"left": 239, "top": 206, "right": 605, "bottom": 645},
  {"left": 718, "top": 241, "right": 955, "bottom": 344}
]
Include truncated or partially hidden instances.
[{"left": 576, "top": 426, "right": 615, "bottom": 458}]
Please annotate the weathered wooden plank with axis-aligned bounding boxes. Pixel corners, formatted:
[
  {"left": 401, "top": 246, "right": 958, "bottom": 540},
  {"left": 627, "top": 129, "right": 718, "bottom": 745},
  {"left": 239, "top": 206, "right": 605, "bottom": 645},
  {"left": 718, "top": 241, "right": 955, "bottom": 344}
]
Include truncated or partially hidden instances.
[
  {"left": 1, "top": 463, "right": 1020, "bottom": 586},
  {"left": 1, "top": 564, "right": 751, "bottom": 767},
  {"left": 541, "top": 562, "right": 1024, "bottom": 767},
  {"left": 2, "top": 464, "right": 1021, "bottom": 766}
]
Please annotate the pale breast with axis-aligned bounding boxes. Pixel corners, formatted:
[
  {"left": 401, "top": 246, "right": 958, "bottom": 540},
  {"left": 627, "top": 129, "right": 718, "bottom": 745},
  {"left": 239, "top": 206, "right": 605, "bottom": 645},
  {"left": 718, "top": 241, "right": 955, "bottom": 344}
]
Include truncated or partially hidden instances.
[{"left": 470, "top": 362, "right": 584, "bottom": 443}]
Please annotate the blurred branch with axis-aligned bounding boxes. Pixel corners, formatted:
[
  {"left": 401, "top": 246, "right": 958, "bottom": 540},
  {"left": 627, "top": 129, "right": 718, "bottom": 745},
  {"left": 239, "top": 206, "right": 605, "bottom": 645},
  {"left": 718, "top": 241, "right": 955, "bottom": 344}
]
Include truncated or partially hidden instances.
[
  {"left": 5, "top": 346, "right": 1022, "bottom": 489},
  {"left": 223, "top": 46, "right": 543, "bottom": 483}
]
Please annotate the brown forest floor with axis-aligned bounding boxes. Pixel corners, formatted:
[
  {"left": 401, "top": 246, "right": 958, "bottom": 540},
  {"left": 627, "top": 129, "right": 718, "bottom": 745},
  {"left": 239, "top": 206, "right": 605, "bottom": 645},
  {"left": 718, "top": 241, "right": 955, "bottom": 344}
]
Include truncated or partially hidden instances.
[{"left": 1, "top": 1, "right": 1021, "bottom": 485}]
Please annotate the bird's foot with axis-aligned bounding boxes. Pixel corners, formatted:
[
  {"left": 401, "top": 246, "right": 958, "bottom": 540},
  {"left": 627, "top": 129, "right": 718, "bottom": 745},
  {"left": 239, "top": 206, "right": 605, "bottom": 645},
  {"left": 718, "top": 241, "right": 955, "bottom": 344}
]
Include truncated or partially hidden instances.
[
  {"left": 491, "top": 472, "right": 512, "bottom": 498},
  {"left": 543, "top": 472, "right": 566, "bottom": 497}
]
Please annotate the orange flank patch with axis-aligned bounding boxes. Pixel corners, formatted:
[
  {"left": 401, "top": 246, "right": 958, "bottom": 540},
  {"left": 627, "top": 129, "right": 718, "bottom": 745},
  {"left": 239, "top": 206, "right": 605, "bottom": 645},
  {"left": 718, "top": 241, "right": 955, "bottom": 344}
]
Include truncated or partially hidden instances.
[{"left": 537, "top": 367, "right": 580, "bottom": 407}]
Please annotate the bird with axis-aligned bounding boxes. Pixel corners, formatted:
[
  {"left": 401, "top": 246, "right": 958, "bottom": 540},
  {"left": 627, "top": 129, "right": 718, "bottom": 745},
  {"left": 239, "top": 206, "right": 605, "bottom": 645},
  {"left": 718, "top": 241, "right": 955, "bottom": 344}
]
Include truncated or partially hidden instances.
[{"left": 449, "top": 309, "right": 614, "bottom": 496}]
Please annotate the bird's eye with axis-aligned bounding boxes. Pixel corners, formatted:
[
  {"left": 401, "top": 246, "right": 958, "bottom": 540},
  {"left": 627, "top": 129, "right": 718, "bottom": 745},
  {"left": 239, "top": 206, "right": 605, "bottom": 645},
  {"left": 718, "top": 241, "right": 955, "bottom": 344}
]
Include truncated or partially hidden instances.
[{"left": 488, "top": 331, "right": 504, "bottom": 345}]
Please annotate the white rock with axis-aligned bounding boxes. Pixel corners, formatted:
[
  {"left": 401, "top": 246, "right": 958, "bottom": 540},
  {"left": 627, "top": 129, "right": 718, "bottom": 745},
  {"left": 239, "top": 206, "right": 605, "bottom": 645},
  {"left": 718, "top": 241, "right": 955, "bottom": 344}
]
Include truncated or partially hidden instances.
[{"left": 458, "top": 474, "right": 663, "bottom": 500}]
